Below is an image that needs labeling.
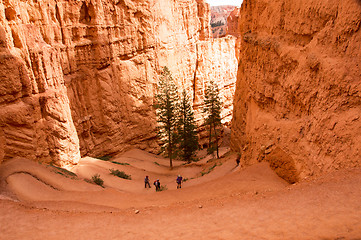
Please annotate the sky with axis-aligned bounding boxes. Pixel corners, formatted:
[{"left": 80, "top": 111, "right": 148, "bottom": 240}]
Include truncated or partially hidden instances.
[{"left": 205, "top": 0, "right": 243, "bottom": 6}]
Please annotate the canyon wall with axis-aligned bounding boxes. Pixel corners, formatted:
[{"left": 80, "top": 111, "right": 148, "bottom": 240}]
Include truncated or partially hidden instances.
[
  {"left": 231, "top": 0, "right": 361, "bottom": 181},
  {"left": 0, "top": 0, "right": 237, "bottom": 165},
  {"left": 194, "top": 36, "right": 238, "bottom": 146},
  {"left": 0, "top": 2, "right": 81, "bottom": 167},
  {"left": 210, "top": 5, "right": 236, "bottom": 38},
  {"left": 226, "top": 7, "right": 240, "bottom": 38}
]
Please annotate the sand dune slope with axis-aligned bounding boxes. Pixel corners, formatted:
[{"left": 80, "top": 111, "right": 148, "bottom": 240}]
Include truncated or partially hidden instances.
[{"left": 1, "top": 149, "right": 361, "bottom": 239}]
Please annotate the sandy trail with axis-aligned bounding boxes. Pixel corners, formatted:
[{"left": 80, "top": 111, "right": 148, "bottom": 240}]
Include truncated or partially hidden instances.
[{"left": 1, "top": 149, "right": 361, "bottom": 239}]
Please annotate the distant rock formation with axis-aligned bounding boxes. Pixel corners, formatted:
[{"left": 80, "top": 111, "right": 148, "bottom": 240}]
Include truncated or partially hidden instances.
[
  {"left": 226, "top": 7, "right": 240, "bottom": 38},
  {"left": 0, "top": 0, "right": 237, "bottom": 166},
  {"left": 210, "top": 5, "right": 237, "bottom": 38},
  {"left": 230, "top": 0, "right": 361, "bottom": 180}
]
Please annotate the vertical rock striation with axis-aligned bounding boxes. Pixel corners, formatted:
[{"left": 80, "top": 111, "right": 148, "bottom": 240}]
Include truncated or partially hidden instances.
[
  {"left": 0, "top": 0, "right": 237, "bottom": 165},
  {"left": 226, "top": 7, "right": 240, "bottom": 38},
  {"left": 194, "top": 36, "right": 237, "bottom": 126},
  {"left": 0, "top": 2, "right": 81, "bottom": 167},
  {"left": 231, "top": 0, "right": 361, "bottom": 180}
]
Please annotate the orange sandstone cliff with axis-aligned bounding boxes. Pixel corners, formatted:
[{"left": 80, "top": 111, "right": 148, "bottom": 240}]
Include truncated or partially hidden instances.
[
  {"left": 231, "top": 0, "right": 361, "bottom": 181},
  {"left": 210, "top": 5, "right": 237, "bottom": 38},
  {"left": 0, "top": 0, "right": 237, "bottom": 165}
]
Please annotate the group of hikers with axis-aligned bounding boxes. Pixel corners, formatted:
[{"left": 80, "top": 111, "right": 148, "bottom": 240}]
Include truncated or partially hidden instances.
[{"left": 144, "top": 175, "right": 183, "bottom": 191}]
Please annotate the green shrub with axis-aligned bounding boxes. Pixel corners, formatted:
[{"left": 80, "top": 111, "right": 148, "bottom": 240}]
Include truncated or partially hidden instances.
[
  {"left": 92, "top": 174, "right": 104, "bottom": 187},
  {"left": 49, "top": 165, "right": 77, "bottom": 179},
  {"left": 211, "top": 20, "right": 224, "bottom": 28},
  {"left": 158, "top": 185, "right": 168, "bottom": 191},
  {"left": 109, "top": 168, "right": 131, "bottom": 180},
  {"left": 154, "top": 161, "right": 160, "bottom": 166},
  {"left": 201, "top": 163, "right": 217, "bottom": 176},
  {"left": 111, "top": 161, "right": 130, "bottom": 166},
  {"left": 97, "top": 155, "right": 112, "bottom": 161}
]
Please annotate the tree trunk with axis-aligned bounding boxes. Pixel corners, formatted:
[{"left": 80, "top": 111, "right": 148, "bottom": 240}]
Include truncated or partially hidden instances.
[
  {"left": 213, "top": 124, "right": 219, "bottom": 159},
  {"left": 169, "top": 147, "right": 173, "bottom": 169},
  {"left": 208, "top": 123, "right": 212, "bottom": 151},
  {"left": 168, "top": 133, "right": 173, "bottom": 169}
]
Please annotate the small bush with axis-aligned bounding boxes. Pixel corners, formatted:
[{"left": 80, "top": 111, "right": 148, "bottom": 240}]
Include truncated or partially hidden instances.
[
  {"left": 97, "top": 155, "right": 112, "bottom": 161},
  {"left": 49, "top": 165, "right": 77, "bottom": 179},
  {"left": 111, "top": 161, "right": 130, "bottom": 166},
  {"left": 109, "top": 168, "right": 131, "bottom": 180},
  {"left": 183, "top": 178, "right": 189, "bottom": 182},
  {"left": 201, "top": 163, "right": 217, "bottom": 176},
  {"left": 92, "top": 174, "right": 104, "bottom": 187},
  {"left": 158, "top": 185, "right": 168, "bottom": 191},
  {"left": 211, "top": 20, "right": 224, "bottom": 28},
  {"left": 154, "top": 161, "right": 160, "bottom": 166}
]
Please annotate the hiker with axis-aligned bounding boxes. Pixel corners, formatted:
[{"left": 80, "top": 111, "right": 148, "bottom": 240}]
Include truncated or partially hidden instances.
[
  {"left": 176, "top": 175, "right": 183, "bottom": 189},
  {"left": 154, "top": 179, "right": 160, "bottom": 191},
  {"left": 144, "top": 176, "right": 151, "bottom": 188}
]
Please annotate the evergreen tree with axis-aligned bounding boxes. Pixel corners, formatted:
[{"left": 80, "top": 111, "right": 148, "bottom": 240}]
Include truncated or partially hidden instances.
[
  {"left": 155, "top": 66, "right": 179, "bottom": 168},
  {"left": 177, "top": 89, "right": 199, "bottom": 162},
  {"left": 203, "top": 80, "right": 222, "bottom": 158}
]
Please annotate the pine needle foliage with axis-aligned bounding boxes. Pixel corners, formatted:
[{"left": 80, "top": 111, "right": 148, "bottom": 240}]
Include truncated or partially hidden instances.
[
  {"left": 203, "top": 80, "right": 222, "bottom": 158},
  {"left": 154, "top": 66, "right": 179, "bottom": 168},
  {"left": 177, "top": 89, "right": 199, "bottom": 162}
]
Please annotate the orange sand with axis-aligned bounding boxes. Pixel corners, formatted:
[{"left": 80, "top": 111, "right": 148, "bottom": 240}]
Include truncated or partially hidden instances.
[{"left": 1, "top": 148, "right": 361, "bottom": 239}]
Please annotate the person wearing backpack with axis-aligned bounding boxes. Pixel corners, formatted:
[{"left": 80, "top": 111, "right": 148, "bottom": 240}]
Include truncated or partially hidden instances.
[
  {"left": 144, "top": 176, "right": 151, "bottom": 188},
  {"left": 154, "top": 179, "right": 160, "bottom": 191},
  {"left": 176, "top": 175, "right": 183, "bottom": 189}
]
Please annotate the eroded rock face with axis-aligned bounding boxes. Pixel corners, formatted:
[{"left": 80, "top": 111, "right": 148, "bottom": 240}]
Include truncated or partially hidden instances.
[
  {"left": 194, "top": 36, "right": 237, "bottom": 123},
  {"left": 61, "top": 0, "right": 159, "bottom": 157},
  {"left": 226, "top": 7, "right": 240, "bottom": 38},
  {"left": 231, "top": 0, "right": 361, "bottom": 179},
  {"left": 210, "top": 5, "right": 236, "bottom": 38},
  {"left": 0, "top": 0, "right": 237, "bottom": 165},
  {"left": 0, "top": 8, "right": 80, "bottom": 167}
]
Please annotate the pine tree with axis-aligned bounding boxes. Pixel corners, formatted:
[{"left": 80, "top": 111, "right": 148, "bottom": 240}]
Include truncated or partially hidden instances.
[
  {"left": 203, "top": 80, "right": 222, "bottom": 158},
  {"left": 177, "top": 89, "right": 199, "bottom": 162},
  {"left": 155, "top": 66, "right": 179, "bottom": 168}
]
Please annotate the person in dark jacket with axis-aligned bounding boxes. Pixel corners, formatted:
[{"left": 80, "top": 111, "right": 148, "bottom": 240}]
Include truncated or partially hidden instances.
[
  {"left": 144, "top": 176, "right": 151, "bottom": 188},
  {"left": 176, "top": 175, "right": 183, "bottom": 189},
  {"left": 154, "top": 179, "right": 160, "bottom": 191}
]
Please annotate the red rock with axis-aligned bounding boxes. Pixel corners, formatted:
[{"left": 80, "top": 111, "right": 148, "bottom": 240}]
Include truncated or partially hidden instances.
[
  {"left": 231, "top": 0, "right": 361, "bottom": 179},
  {"left": 0, "top": 0, "right": 237, "bottom": 165},
  {"left": 210, "top": 5, "right": 237, "bottom": 38}
]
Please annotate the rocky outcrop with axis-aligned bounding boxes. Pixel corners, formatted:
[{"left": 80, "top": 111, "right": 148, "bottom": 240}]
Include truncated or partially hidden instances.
[
  {"left": 194, "top": 36, "right": 237, "bottom": 124},
  {"left": 0, "top": 0, "right": 237, "bottom": 165},
  {"left": 62, "top": 0, "right": 159, "bottom": 157},
  {"left": 226, "top": 7, "right": 240, "bottom": 38},
  {"left": 0, "top": 6, "right": 80, "bottom": 167},
  {"left": 231, "top": 0, "right": 361, "bottom": 180},
  {"left": 210, "top": 5, "right": 236, "bottom": 38}
]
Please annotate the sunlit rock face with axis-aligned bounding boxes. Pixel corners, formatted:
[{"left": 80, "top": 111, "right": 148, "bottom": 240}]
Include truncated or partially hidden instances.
[
  {"left": 0, "top": 0, "right": 237, "bottom": 165},
  {"left": 210, "top": 5, "right": 236, "bottom": 38},
  {"left": 0, "top": 3, "right": 81, "bottom": 167},
  {"left": 226, "top": 7, "right": 240, "bottom": 38},
  {"left": 193, "top": 36, "right": 237, "bottom": 146},
  {"left": 231, "top": 0, "right": 361, "bottom": 180}
]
